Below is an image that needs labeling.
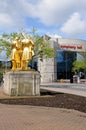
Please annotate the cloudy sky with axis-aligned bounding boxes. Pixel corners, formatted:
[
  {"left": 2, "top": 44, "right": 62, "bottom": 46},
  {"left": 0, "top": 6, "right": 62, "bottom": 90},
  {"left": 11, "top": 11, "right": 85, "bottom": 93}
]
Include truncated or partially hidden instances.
[{"left": 0, "top": 0, "right": 86, "bottom": 40}]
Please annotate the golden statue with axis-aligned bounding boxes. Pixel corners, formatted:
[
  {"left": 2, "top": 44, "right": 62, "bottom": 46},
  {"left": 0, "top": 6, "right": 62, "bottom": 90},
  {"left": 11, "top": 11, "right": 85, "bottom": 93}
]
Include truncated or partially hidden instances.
[
  {"left": 11, "top": 36, "right": 34, "bottom": 71},
  {"left": 21, "top": 36, "right": 34, "bottom": 70}
]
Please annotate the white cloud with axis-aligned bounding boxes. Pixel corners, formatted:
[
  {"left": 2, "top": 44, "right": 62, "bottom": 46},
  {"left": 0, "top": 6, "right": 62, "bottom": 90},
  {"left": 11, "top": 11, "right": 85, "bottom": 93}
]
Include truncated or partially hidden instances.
[
  {"left": 47, "top": 33, "right": 62, "bottom": 38},
  {"left": 0, "top": 0, "right": 83, "bottom": 26},
  {"left": 61, "top": 13, "right": 86, "bottom": 37},
  {"left": 0, "top": 0, "right": 86, "bottom": 38},
  {"left": 0, "top": 0, "right": 26, "bottom": 31},
  {"left": 34, "top": 0, "right": 75, "bottom": 25},
  {"left": 0, "top": 13, "right": 24, "bottom": 28}
]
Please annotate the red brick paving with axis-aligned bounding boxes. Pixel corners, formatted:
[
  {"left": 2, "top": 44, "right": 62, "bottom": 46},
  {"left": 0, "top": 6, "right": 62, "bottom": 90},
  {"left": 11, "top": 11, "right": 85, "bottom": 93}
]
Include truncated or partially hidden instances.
[
  {"left": 0, "top": 85, "right": 86, "bottom": 130},
  {"left": 0, "top": 104, "right": 86, "bottom": 130}
]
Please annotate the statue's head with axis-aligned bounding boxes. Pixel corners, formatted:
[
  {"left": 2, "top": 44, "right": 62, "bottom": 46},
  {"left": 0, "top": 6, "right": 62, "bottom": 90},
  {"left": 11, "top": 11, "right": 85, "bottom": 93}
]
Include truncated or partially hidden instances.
[{"left": 15, "top": 37, "right": 19, "bottom": 40}]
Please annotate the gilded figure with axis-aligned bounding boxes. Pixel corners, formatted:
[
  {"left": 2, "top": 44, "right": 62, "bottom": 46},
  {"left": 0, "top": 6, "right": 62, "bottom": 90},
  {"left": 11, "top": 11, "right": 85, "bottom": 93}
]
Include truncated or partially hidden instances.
[{"left": 11, "top": 36, "right": 34, "bottom": 71}]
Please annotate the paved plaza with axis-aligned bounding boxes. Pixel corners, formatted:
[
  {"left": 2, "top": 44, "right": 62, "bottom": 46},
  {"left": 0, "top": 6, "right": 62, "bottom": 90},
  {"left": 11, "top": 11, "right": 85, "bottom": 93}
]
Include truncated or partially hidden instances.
[
  {"left": 0, "top": 104, "right": 86, "bottom": 130},
  {"left": 0, "top": 83, "right": 86, "bottom": 130},
  {"left": 40, "top": 82, "right": 86, "bottom": 97}
]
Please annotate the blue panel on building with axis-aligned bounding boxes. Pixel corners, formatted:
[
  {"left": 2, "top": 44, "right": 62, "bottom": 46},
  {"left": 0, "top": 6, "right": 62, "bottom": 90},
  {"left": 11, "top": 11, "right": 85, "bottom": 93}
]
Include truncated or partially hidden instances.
[{"left": 56, "top": 50, "right": 64, "bottom": 62}]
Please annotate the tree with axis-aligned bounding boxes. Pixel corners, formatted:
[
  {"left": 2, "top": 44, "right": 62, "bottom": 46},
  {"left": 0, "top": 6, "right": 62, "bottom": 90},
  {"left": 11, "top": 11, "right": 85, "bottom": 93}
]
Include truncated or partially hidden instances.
[
  {"left": 72, "top": 60, "right": 82, "bottom": 72},
  {"left": 0, "top": 30, "right": 54, "bottom": 60},
  {"left": 72, "top": 59, "right": 86, "bottom": 78},
  {"left": 33, "top": 35, "right": 54, "bottom": 58},
  {"left": 0, "top": 32, "right": 23, "bottom": 58},
  {"left": 29, "top": 27, "right": 54, "bottom": 58},
  {"left": 72, "top": 60, "right": 86, "bottom": 71}
]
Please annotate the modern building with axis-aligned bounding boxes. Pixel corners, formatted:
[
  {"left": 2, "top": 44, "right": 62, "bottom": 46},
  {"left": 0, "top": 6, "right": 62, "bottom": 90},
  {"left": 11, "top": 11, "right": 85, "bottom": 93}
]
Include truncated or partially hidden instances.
[
  {"left": 38, "top": 35, "right": 86, "bottom": 83},
  {"left": 0, "top": 35, "right": 86, "bottom": 83}
]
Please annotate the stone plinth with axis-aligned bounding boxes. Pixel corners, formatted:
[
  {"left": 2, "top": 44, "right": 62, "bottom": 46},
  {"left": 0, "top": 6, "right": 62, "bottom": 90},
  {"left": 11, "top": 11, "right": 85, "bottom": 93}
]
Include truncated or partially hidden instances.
[{"left": 3, "top": 71, "right": 40, "bottom": 96}]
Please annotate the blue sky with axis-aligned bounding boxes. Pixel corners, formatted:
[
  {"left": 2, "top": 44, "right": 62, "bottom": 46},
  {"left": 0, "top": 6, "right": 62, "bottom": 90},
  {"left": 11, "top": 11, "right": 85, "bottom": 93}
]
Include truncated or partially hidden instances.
[{"left": 0, "top": 0, "right": 86, "bottom": 40}]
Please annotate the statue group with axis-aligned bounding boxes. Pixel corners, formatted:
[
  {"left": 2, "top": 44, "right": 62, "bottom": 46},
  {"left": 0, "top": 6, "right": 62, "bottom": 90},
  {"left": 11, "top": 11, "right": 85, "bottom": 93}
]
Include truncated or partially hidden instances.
[{"left": 11, "top": 36, "right": 34, "bottom": 71}]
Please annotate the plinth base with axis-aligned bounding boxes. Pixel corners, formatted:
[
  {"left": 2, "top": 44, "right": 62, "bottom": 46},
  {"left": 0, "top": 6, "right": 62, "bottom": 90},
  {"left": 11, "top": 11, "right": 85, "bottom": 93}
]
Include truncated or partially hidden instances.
[{"left": 3, "top": 71, "right": 40, "bottom": 96}]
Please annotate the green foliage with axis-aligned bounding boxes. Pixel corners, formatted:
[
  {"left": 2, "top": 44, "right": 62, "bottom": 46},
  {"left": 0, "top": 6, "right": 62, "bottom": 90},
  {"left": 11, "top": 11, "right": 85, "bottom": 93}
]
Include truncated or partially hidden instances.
[
  {"left": 72, "top": 59, "right": 86, "bottom": 72},
  {"left": 33, "top": 35, "right": 54, "bottom": 58},
  {"left": 0, "top": 29, "right": 54, "bottom": 59},
  {"left": 0, "top": 32, "right": 24, "bottom": 58}
]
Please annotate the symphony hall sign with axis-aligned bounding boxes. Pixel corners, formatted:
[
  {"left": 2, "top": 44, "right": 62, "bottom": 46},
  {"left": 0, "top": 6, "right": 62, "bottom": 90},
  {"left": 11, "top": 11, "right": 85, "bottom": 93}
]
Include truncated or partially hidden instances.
[
  {"left": 57, "top": 38, "right": 86, "bottom": 52},
  {"left": 60, "top": 45, "right": 82, "bottom": 50}
]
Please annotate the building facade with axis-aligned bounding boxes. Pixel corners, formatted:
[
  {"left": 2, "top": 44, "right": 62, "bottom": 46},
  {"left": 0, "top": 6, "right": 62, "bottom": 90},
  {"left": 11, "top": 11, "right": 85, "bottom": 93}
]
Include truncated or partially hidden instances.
[{"left": 38, "top": 36, "right": 86, "bottom": 83}]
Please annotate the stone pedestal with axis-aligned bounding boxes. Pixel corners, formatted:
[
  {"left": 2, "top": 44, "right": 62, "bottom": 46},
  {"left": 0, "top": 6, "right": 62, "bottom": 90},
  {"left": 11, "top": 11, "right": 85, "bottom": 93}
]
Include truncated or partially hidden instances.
[{"left": 3, "top": 71, "right": 40, "bottom": 96}]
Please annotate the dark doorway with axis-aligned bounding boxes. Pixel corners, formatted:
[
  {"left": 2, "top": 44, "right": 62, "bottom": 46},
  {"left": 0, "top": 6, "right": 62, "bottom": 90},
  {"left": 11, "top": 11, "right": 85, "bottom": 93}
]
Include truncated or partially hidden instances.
[{"left": 56, "top": 50, "right": 76, "bottom": 79}]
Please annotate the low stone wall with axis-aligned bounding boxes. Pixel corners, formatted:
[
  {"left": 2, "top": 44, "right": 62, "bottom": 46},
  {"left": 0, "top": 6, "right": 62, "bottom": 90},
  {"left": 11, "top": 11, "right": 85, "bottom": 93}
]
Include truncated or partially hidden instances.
[{"left": 3, "top": 71, "right": 40, "bottom": 96}]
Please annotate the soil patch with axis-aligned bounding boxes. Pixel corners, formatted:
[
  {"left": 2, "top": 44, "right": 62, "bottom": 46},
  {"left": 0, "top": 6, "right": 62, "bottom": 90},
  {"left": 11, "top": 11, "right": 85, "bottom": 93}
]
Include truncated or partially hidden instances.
[{"left": 0, "top": 92, "right": 86, "bottom": 113}]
